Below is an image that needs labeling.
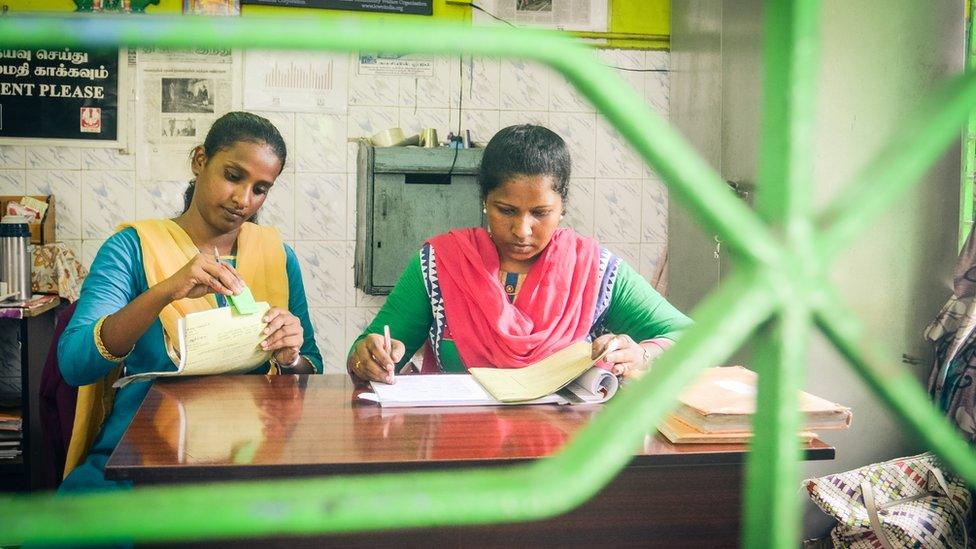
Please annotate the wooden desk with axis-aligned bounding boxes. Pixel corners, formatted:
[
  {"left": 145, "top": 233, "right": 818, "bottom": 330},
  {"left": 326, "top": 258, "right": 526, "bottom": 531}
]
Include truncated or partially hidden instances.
[{"left": 108, "top": 374, "right": 834, "bottom": 547}]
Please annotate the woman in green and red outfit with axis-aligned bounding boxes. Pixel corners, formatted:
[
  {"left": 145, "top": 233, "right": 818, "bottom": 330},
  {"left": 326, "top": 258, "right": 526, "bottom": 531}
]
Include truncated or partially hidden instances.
[{"left": 348, "top": 124, "right": 691, "bottom": 384}]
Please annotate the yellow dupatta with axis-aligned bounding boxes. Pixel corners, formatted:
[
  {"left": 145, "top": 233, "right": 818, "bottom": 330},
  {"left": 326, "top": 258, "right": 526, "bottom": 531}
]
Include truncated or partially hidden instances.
[{"left": 64, "top": 219, "right": 288, "bottom": 478}]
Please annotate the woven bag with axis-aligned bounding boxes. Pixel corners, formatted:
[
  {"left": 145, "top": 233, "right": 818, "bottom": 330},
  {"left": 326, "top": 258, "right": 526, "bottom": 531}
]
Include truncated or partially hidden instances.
[{"left": 803, "top": 452, "right": 972, "bottom": 548}]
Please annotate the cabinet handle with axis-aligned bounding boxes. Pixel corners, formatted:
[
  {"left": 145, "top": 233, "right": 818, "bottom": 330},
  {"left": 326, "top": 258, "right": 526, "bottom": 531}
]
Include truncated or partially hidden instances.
[{"left": 381, "top": 190, "right": 387, "bottom": 218}]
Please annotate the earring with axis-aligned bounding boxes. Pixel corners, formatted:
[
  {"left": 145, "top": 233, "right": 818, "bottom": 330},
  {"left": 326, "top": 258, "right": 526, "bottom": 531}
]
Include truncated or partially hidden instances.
[{"left": 483, "top": 208, "right": 487, "bottom": 214}]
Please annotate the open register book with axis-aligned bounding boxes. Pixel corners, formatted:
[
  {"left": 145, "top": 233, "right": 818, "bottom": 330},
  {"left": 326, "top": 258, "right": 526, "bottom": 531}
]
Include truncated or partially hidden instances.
[
  {"left": 113, "top": 301, "right": 272, "bottom": 388},
  {"left": 364, "top": 341, "right": 619, "bottom": 408}
]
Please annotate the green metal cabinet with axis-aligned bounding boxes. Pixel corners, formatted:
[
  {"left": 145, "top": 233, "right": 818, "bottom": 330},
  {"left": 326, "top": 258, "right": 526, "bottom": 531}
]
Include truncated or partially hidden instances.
[{"left": 354, "top": 141, "right": 485, "bottom": 295}]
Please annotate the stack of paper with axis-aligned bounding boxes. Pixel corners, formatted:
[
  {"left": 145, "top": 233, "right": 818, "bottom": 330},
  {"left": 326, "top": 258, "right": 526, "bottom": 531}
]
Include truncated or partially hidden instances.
[
  {"left": 0, "top": 408, "right": 21, "bottom": 459},
  {"left": 658, "top": 366, "right": 852, "bottom": 444}
]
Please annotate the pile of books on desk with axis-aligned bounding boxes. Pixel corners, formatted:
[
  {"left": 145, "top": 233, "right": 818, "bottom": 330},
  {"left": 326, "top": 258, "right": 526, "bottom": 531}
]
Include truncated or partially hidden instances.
[
  {"left": 0, "top": 408, "right": 21, "bottom": 459},
  {"left": 657, "top": 366, "right": 852, "bottom": 444}
]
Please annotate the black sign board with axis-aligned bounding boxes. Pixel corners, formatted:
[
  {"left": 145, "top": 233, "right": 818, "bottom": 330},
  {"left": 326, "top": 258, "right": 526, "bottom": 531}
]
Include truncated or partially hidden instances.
[
  {"left": 0, "top": 47, "right": 120, "bottom": 141},
  {"left": 241, "top": 0, "right": 432, "bottom": 16}
]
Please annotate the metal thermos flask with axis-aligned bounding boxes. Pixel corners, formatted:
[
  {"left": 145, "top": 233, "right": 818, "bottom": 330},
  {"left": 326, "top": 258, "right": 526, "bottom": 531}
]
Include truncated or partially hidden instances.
[{"left": 0, "top": 215, "right": 31, "bottom": 300}]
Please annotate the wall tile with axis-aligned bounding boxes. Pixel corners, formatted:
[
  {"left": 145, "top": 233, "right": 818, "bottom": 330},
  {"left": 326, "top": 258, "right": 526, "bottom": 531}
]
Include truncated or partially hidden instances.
[
  {"left": 594, "top": 178, "right": 642, "bottom": 242},
  {"left": 81, "top": 171, "right": 136, "bottom": 239},
  {"left": 548, "top": 66, "right": 596, "bottom": 113},
  {"left": 451, "top": 109, "right": 500, "bottom": 146},
  {"left": 346, "top": 307, "right": 380, "bottom": 350},
  {"left": 499, "top": 59, "right": 549, "bottom": 112},
  {"left": 595, "top": 117, "right": 644, "bottom": 179},
  {"left": 452, "top": 56, "right": 500, "bottom": 111},
  {"left": 295, "top": 113, "right": 346, "bottom": 173},
  {"left": 295, "top": 241, "right": 347, "bottom": 308},
  {"left": 603, "top": 242, "right": 640, "bottom": 270},
  {"left": 646, "top": 51, "right": 669, "bottom": 72},
  {"left": 499, "top": 110, "right": 548, "bottom": 129},
  {"left": 639, "top": 241, "right": 668, "bottom": 291},
  {"left": 258, "top": 174, "right": 296, "bottom": 241},
  {"left": 82, "top": 148, "right": 136, "bottom": 171},
  {"left": 0, "top": 146, "right": 25, "bottom": 170},
  {"left": 641, "top": 178, "right": 668, "bottom": 242},
  {"left": 80, "top": 238, "right": 106, "bottom": 271},
  {"left": 398, "top": 56, "right": 453, "bottom": 109},
  {"left": 645, "top": 71, "right": 670, "bottom": 119},
  {"left": 25, "top": 170, "right": 81, "bottom": 240},
  {"left": 308, "top": 307, "right": 346, "bottom": 373},
  {"left": 346, "top": 172, "right": 358, "bottom": 240},
  {"left": 549, "top": 112, "right": 597, "bottom": 177},
  {"left": 253, "top": 111, "right": 296, "bottom": 174},
  {"left": 346, "top": 105, "right": 398, "bottom": 169},
  {"left": 349, "top": 53, "right": 400, "bottom": 107},
  {"left": 398, "top": 107, "right": 451, "bottom": 138},
  {"left": 135, "top": 180, "right": 186, "bottom": 221},
  {"left": 295, "top": 173, "right": 345, "bottom": 241},
  {"left": 564, "top": 178, "right": 595, "bottom": 237},
  {"left": 26, "top": 146, "right": 81, "bottom": 170},
  {"left": 0, "top": 170, "right": 26, "bottom": 195}
]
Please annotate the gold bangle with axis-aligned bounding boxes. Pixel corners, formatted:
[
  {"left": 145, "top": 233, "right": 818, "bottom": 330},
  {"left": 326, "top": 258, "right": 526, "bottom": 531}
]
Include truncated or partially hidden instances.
[{"left": 93, "top": 316, "right": 132, "bottom": 363}]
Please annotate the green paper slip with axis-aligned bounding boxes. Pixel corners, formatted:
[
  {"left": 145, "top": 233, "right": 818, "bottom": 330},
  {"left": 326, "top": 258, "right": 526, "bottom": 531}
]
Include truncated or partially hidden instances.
[{"left": 227, "top": 286, "right": 258, "bottom": 315}]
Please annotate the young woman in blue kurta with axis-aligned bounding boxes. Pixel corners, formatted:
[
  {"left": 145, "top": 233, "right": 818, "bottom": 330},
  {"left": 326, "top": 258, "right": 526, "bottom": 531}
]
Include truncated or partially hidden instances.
[{"left": 57, "top": 112, "right": 322, "bottom": 492}]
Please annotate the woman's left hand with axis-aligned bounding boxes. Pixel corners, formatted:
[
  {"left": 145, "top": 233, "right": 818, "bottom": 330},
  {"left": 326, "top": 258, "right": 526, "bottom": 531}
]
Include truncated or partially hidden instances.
[
  {"left": 592, "top": 333, "right": 649, "bottom": 379},
  {"left": 261, "top": 307, "right": 304, "bottom": 367}
]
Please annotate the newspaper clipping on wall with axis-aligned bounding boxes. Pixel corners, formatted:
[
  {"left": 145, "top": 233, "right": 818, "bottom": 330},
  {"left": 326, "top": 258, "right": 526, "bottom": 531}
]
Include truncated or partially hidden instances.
[
  {"left": 136, "top": 47, "right": 240, "bottom": 181},
  {"left": 480, "top": 0, "right": 607, "bottom": 33}
]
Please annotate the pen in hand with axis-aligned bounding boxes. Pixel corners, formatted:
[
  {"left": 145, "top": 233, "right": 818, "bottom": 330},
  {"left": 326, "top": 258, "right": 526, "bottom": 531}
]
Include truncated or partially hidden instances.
[
  {"left": 213, "top": 246, "right": 243, "bottom": 296},
  {"left": 383, "top": 324, "right": 394, "bottom": 383}
]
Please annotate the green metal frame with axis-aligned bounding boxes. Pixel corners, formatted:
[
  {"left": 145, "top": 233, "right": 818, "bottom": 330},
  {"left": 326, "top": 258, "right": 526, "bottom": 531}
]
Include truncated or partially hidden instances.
[{"left": 2, "top": 2, "right": 975, "bottom": 546}]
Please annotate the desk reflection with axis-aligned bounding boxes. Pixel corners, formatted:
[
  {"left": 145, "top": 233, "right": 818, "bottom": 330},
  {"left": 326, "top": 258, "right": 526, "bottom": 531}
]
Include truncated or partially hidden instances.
[
  {"left": 137, "top": 375, "right": 305, "bottom": 465},
  {"left": 351, "top": 402, "right": 598, "bottom": 460}
]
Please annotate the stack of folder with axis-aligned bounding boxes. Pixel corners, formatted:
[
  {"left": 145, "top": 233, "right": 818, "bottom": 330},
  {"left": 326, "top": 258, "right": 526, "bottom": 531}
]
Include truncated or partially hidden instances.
[
  {"left": 657, "top": 366, "right": 852, "bottom": 444},
  {"left": 0, "top": 408, "right": 21, "bottom": 459}
]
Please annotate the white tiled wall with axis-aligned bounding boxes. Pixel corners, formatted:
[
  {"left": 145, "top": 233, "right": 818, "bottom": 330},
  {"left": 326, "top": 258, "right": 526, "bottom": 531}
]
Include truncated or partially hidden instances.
[{"left": 0, "top": 49, "right": 670, "bottom": 373}]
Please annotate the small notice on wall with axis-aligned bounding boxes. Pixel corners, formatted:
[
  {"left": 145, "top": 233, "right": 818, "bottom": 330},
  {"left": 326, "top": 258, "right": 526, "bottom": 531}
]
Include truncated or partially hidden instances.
[
  {"left": 358, "top": 54, "right": 433, "bottom": 77},
  {"left": 240, "top": 0, "right": 432, "bottom": 15},
  {"left": 0, "top": 47, "right": 121, "bottom": 143}
]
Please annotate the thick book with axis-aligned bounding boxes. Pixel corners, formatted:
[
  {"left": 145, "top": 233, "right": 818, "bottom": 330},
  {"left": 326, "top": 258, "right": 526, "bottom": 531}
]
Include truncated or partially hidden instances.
[
  {"left": 364, "top": 341, "right": 619, "bottom": 408},
  {"left": 114, "top": 302, "right": 272, "bottom": 388},
  {"left": 657, "top": 415, "right": 816, "bottom": 444},
  {"left": 674, "top": 365, "right": 852, "bottom": 433}
]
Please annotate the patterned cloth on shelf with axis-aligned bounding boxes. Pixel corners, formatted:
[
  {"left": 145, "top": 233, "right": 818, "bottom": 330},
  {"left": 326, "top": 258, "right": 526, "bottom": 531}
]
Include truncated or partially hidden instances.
[
  {"left": 32, "top": 243, "right": 87, "bottom": 303},
  {"left": 804, "top": 452, "right": 972, "bottom": 548}
]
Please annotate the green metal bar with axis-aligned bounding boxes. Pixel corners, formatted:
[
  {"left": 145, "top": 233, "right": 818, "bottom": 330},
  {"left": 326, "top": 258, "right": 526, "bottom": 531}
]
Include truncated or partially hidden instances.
[
  {"left": 814, "top": 289, "right": 976, "bottom": 486},
  {"left": 1, "top": 268, "right": 780, "bottom": 545},
  {"left": 0, "top": 14, "right": 783, "bottom": 268},
  {"left": 744, "top": 2, "right": 820, "bottom": 546},
  {"left": 961, "top": 7, "right": 976, "bottom": 249},
  {"left": 817, "top": 70, "right": 976, "bottom": 261},
  {"left": 744, "top": 307, "right": 809, "bottom": 548}
]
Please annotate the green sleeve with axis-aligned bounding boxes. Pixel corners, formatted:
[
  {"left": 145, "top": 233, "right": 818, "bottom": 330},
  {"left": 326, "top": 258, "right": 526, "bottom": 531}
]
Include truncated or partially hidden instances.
[
  {"left": 603, "top": 260, "right": 693, "bottom": 342},
  {"left": 349, "top": 253, "right": 433, "bottom": 369}
]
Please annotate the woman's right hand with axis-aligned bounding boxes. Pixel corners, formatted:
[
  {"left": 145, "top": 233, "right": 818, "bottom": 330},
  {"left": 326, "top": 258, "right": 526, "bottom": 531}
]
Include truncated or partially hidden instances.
[
  {"left": 349, "top": 334, "right": 405, "bottom": 385},
  {"left": 159, "top": 253, "right": 245, "bottom": 302}
]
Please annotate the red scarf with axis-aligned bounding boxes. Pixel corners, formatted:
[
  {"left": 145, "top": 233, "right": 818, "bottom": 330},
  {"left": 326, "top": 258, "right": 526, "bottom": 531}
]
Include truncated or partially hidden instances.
[{"left": 429, "top": 227, "right": 600, "bottom": 369}]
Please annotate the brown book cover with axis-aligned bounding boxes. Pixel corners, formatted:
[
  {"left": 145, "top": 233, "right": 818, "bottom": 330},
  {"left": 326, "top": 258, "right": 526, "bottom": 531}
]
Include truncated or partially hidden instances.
[
  {"left": 658, "top": 415, "right": 816, "bottom": 444},
  {"left": 675, "top": 366, "right": 852, "bottom": 433}
]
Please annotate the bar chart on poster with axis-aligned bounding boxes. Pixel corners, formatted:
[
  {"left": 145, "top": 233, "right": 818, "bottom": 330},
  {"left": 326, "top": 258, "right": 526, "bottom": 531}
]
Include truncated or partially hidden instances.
[{"left": 242, "top": 50, "right": 348, "bottom": 113}]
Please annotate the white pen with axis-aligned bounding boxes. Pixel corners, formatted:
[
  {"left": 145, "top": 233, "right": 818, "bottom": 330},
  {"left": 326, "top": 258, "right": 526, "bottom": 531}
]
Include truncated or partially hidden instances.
[{"left": 383, "top": 324, "right": 393, "bottom": 382}]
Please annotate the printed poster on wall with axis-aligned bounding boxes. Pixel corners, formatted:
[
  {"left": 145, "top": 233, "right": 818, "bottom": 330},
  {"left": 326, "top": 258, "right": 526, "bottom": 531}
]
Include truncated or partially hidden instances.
[
  {"left": 243, "top": 50, "right": 348, "bottom": 113},
  {"left": 240, "top": 0, "right": 432, "bottom": 15},
  {"left": 0, "top": 47, "right": 123, "bottom": 145}
]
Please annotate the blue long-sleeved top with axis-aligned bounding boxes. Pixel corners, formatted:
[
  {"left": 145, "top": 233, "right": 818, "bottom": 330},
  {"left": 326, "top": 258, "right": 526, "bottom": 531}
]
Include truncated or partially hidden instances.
[{"left": 57, "top": 227, "right": 322, "bottom": 492}]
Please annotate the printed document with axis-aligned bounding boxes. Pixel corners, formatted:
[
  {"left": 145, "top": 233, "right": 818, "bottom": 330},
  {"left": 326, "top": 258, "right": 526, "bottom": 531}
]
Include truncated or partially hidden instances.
[{"left": 114, "top": 302, "right": 271, "bottom": 388}]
